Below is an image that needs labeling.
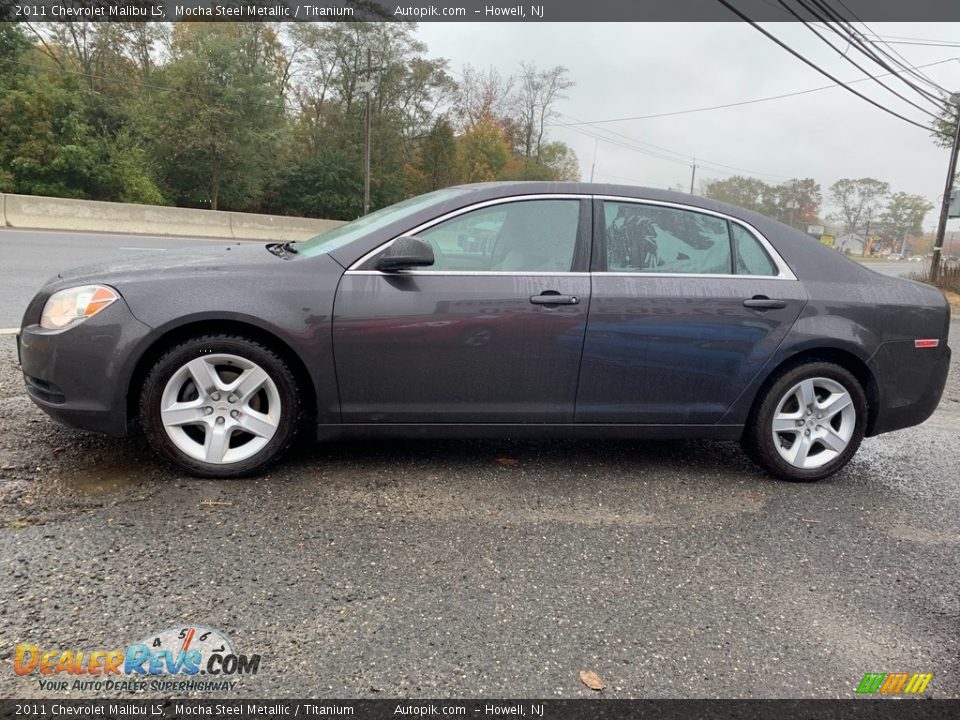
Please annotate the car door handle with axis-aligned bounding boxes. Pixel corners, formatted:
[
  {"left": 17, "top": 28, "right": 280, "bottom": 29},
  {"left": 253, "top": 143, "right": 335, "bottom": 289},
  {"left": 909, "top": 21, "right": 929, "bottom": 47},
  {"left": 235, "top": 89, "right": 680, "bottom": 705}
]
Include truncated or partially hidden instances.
[
  {"left": 743, "top": 296, "right": 787, "bottom": 310},
  {"left": 530, "top": 293, "right": 579, "bottom": 305}
]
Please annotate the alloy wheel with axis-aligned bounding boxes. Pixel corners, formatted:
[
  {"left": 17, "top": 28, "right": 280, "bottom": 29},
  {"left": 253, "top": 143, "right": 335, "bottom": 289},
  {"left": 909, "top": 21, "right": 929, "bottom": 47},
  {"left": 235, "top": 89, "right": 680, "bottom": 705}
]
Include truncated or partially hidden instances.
[
  {"left": 771, "top": 376, "right": 856, "bottom": 470},
  {"left": 159, "top": 353, "right": 281, "bottom": 465}
]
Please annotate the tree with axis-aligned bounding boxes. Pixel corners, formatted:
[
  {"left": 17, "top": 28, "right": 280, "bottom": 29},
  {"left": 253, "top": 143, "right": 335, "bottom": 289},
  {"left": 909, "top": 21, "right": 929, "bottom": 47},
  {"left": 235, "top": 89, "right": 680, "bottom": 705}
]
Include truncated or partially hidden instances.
[
  {"left": 772, "top": 178, "right": 821, "bottom": 227},
  {"left": 272, "top": 144, "right": 364, "bottom": 220},
  {"left": 702, "top": 176, "right": 777, "bottom": 216},
  {"left": 702, "top": 175, "right": 821, "bottom": 226},
  {"left": 145, "top": 23, "right": 288, "bottom": 210},
  {"left": 499, "top": 141, "right": 580, "bottom": 181},
  {"left": 0, "top": 36, "right": 163, "bottom": 203},
  {"left": 456, "top": 116, "right": 511, "bottom": 182},
  {"left": 455, "top": 64, "right": 514, "bottom": 131},
  {"left": 538, "top": 141, "right": 580, "bottom": 181},
  {"left": 285, "top": 22, "right": 454, "bottom": 213},
  {"left": 828, "top": 178, "right": 890, "bottom": 235},
  {"left": 880, "top": 192, "right": 934, "bottom": 251},
  {"left": 515, "top": 62, "right": 574, "bottom": 160},
  {"left": 413, "top": 118, "right": 458, "bottom": 192},
  {"left": 930, "top": 93, "right": 958, "bottom": 149}
]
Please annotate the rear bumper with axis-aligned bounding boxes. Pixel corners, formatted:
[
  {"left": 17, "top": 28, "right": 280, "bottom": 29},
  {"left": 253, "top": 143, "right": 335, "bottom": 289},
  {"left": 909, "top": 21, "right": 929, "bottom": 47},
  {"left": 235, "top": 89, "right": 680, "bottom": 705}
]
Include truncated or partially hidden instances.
[
  {"left": 18, "top": 299, "right": 153, "bottom": 437},
  {"left": 867, "top": 340, "right": 951, "bottom": 436}
]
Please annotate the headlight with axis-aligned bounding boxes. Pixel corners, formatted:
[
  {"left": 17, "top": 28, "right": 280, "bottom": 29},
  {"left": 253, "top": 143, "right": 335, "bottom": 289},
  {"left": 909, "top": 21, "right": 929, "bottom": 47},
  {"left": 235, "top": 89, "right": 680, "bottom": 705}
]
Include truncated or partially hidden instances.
[{"left": 40, "top": 285, "right": 119, "bottom": 330}]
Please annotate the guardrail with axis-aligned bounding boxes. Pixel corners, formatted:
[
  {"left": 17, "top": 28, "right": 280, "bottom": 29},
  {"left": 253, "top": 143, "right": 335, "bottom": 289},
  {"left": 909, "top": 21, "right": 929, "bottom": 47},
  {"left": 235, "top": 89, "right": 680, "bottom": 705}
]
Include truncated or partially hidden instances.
[{"left": 0, "top": 193, "right": 344, "bottom": 241}]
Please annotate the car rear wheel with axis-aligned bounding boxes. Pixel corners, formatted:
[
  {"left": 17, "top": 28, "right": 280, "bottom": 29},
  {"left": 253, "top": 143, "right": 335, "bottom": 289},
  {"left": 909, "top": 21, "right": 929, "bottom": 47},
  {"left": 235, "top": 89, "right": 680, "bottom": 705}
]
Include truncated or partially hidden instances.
[
  {"left": 140, "top": 335, "right": 300, "bottom": 478},
  {"left": 742, "top": 362, "right": 867, "bottom": 482}
]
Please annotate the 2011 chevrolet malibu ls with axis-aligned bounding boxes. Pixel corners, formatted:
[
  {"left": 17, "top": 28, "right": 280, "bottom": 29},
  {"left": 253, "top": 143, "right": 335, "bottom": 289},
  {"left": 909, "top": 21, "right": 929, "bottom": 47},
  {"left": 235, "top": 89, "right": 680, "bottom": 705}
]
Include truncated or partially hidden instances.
[{"left": 17, "top": 182, "right": 951, "bottom": 481}]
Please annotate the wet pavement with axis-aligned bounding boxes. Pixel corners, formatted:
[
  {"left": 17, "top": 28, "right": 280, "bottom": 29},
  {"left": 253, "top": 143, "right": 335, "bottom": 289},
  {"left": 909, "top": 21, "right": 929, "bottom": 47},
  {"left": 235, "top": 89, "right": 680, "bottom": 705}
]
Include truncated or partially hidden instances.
[{"left": 0, "top": 326, "right": 958, "bottom": 699}]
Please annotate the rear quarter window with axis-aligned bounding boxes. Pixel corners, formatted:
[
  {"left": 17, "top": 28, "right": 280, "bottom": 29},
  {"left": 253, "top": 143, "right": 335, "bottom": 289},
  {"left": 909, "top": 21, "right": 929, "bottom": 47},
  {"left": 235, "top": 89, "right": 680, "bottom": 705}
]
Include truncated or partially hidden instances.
[{"left": 731, "top": 223, "right": 778, "bottom": 276}]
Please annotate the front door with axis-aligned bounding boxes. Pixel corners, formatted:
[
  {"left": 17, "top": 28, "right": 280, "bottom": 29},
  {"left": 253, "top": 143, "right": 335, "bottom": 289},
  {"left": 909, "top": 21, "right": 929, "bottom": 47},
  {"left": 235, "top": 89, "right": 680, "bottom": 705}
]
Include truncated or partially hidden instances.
[{"left": 333, "top": 197, "right": 592, "bottom": 423}]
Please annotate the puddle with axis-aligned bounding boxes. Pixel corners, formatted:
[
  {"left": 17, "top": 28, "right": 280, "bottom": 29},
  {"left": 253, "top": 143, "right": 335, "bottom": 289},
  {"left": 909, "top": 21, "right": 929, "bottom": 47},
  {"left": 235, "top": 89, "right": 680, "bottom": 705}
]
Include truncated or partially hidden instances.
[{"left": 51, "top": 451, "right": 154, "bottom": 497}]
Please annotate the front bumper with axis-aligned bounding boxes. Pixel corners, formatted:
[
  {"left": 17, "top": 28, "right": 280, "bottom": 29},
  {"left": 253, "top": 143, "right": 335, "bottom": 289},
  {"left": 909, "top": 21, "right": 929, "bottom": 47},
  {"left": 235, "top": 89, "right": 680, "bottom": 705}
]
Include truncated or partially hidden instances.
[{"left": 18, "top": 298, "right": 154, "bottom": 437}]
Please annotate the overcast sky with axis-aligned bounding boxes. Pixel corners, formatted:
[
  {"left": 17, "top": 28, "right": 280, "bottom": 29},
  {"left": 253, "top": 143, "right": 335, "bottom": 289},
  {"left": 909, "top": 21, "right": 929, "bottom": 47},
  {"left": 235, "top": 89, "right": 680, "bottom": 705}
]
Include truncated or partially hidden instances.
[{"left": 416, "top": 22, "right": 960, "bottom": 231}]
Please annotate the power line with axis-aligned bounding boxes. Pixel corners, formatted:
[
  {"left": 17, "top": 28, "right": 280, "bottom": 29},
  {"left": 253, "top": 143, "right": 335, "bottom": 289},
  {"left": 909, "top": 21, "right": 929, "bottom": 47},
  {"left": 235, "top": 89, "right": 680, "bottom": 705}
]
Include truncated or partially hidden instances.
[
  {"left": 804, "top": 0, "right": 950, "bottom": 102},
  {"left": 831, "top": 0, "right": 951, "bottom": 93},
  {"left": 776, "top": 0, "right": 947, "bottom": 118},
  {"left": 769, "top": 0, "right": 950, "bottom": 112},
  {"left": 833, "top": 33, "right": 960, "bottom": 45},
  {"left": 548, "top": 57, "right": 958, "bottom": 129},
  {"left": 714, "top": 0, "right": 952, "bottom": 138},
  {"left": 555, "top": 117, "right": 792, "bottom": 184},
  {"left": 754, "top": 0, "right": 960, "bottom": 58},
  {"left": 556, "top": 111, "right": 791, "bottom": 180},
  {"left": 881, "top": 40, "right": 960, "bottom": 48}
]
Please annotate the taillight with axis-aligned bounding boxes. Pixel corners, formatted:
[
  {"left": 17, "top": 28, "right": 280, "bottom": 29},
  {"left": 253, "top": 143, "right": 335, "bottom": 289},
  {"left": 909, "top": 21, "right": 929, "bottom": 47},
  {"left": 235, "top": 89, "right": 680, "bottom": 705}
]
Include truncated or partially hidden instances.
[{"left": 914, "top": 339, "right": 940, "bottom": 349}]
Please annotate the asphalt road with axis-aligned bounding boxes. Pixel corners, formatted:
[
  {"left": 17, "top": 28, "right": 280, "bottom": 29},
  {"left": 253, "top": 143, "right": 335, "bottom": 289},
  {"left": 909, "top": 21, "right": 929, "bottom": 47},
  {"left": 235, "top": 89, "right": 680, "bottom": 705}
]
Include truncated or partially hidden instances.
[
  {"left": 866, "top": 260, "right": 926, "bottom": 278},
  {"left": 0, "top": 228, "right": 234, "bottom": 328},
  {"left": 0, "top": 324, "right": 958, "bottom": 699}
]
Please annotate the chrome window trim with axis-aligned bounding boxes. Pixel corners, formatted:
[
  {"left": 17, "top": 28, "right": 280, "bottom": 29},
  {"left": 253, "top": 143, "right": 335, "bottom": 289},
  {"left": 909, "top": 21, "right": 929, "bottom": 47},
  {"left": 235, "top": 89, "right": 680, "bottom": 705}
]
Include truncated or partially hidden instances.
[
  {"left": 346, "top": 193, "right": 798, "bottom": 281},
  {"left": 345, "top": 271, "right": 591, "bottom": 277},
  {"left": 595, "top": 195, "right": 797, "bottom": 280},
  {"left": 598, "top": 272, "right": 772, "bottom": 280},
  {"left": 347, "top": 194, "right": 588, "bottom": 272}
]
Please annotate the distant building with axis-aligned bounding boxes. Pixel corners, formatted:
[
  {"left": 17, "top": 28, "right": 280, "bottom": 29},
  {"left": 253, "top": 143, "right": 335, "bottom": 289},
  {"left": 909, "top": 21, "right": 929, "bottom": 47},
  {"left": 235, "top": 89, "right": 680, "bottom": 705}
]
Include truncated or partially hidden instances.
[{"left": 835, "top": 233, "right": 867, "bottom": 255}]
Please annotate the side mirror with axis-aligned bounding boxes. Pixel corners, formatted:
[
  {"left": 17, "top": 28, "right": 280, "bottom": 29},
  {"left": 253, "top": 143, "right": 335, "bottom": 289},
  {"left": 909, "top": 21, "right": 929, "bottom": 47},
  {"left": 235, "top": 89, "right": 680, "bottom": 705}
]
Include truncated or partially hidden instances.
[{"left": 374, "top": 236, "right": 435, "bottom": 272}]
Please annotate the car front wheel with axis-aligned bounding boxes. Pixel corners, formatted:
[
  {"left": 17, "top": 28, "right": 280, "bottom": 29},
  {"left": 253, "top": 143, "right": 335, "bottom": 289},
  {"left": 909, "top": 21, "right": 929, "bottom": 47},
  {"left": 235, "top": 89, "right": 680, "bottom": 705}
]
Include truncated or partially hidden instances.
[
  {"left": 742, "top": 362, "right": 867, "bottom": 482},
  {"left": 140, "top": 335, "right": 300, "bottom": 478}
]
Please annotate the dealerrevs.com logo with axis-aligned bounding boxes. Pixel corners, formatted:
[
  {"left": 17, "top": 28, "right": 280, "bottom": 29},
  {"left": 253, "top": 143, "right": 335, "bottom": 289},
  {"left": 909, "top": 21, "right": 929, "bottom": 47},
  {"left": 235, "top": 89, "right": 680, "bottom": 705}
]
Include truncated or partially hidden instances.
[{"left": 14, "top": 626, "right": 260, "bottom": 693}]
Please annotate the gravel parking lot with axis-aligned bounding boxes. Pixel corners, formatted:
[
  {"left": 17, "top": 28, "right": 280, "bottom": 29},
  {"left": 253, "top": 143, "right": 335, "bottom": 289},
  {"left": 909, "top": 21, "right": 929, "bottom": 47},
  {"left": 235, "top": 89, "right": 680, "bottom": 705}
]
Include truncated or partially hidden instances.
[{"left": 1, "top": 326, "right": 958, "bottom": 699}]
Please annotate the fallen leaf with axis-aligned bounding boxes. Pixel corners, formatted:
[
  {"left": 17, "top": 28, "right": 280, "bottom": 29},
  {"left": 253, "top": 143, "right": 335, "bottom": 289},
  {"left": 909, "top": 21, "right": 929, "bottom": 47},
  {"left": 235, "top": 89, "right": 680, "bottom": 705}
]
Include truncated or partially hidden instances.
[
  {"left": 495, "top": 457, "right": 520, "bottom": 466},
  {"left": 199, "top": 500, "right": 233, "bottom": 507},
  {"left": 579, "top": 669, "right": 605, "bottom": 691}
]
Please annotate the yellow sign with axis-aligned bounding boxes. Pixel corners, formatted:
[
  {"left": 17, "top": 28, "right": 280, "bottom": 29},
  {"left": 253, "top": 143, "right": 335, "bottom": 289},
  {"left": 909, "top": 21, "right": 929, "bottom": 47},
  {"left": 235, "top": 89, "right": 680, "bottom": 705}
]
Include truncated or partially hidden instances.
[{"left": 820, "top": 235, "right": 835, "bottom": 246}]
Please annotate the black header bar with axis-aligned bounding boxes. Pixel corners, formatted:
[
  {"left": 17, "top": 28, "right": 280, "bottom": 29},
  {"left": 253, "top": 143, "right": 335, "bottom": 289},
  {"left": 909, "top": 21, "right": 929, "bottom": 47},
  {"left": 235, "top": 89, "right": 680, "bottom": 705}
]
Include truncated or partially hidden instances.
[
  {"left": 2, "top": 0, "right": 960, "bottom": 22},
  {"left": 2, "top": 699, "right": 960, "bottom": 720}
]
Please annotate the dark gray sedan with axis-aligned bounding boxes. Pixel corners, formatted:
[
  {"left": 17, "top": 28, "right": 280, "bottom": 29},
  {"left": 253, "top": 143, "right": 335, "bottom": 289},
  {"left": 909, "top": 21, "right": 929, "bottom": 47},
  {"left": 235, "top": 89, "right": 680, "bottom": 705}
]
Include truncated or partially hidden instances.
[{"left": 17, "top": 183, "right": 951, "bottom": 481}]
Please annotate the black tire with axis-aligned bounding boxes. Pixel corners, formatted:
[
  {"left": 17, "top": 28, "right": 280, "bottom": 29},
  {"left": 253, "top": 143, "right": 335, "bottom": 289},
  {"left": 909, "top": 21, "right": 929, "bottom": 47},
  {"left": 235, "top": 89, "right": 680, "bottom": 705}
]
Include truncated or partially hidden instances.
[
  {"left": 741, "top": 361, "right": 867, "bottom": 482},
  {"left": 140, "top": 334, "right": 300, "bottom": 478}
]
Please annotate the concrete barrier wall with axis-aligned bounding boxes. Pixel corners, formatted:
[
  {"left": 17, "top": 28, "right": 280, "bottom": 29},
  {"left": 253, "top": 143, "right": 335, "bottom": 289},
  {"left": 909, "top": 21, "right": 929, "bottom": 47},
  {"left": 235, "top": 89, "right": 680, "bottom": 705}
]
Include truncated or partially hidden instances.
[
  {"left": 228, "top": 211, "right": 343, "bottom": 241},
  {"left": 0, "top": 193, "right": 343, "bottom": 241}
]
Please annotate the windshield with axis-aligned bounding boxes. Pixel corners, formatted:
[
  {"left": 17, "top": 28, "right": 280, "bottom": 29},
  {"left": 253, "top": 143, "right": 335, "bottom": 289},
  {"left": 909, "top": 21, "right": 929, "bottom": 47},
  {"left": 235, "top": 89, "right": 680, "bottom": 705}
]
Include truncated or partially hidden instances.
[{"left": 297, "top": 188, "right": 470, "bottom": 258}]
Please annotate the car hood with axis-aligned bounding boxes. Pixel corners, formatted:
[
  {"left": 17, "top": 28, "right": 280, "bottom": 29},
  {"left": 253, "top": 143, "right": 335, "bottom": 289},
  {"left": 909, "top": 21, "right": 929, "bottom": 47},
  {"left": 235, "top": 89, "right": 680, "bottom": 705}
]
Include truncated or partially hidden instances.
[{"left": 52, "top": 243, "right": 284, "bottom": 287}]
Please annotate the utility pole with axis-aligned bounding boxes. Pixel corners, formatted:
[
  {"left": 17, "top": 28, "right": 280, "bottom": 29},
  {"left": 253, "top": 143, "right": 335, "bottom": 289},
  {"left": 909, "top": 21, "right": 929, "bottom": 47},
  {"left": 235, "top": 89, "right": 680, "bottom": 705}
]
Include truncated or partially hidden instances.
[
  {"left": 930, "top": 93, "right": 960, "bottom": 282},
  {"left": 589, "top": 140, "right": 598, "bottom": 183},
  {"left": 689, "top": 159, "right": 698, "bottom": 195},
  {"left": 786, "top": 200, "right": 799, "bottom": 229},
  {"left": 363, "top": 48, "right": 373, "bottom": 216}
]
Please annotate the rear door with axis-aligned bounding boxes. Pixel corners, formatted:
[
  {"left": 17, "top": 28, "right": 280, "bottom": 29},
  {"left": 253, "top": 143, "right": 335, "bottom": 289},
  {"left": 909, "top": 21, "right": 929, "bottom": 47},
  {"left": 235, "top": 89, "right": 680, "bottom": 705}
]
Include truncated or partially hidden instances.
[
  {"left": 576, "top": 198, "right": 807, "bottom": 424},
  {"left": 333, "top": 196, "right": 592, "bottom": 423}
]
